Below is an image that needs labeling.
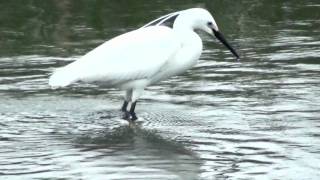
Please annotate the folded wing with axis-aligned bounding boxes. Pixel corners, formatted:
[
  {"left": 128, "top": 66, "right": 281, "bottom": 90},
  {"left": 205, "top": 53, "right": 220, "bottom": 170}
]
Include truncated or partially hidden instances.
[{"left": 49, "top": 26, "right": 181, "bottom": 88}]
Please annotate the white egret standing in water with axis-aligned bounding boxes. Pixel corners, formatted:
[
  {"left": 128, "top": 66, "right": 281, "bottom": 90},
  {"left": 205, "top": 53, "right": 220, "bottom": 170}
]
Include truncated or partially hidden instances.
[{"left": 49, "top": 8, "right": 240, "bottom": 120}]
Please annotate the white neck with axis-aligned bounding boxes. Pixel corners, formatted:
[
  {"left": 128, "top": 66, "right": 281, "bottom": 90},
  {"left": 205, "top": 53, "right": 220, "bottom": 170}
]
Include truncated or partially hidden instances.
[{"left": 173, "top": 12, "right": 195, "bottom": 32}]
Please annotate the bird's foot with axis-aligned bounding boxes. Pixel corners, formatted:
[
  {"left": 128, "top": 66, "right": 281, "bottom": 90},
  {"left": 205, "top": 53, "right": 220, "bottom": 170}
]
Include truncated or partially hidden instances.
[
  {"left": 122, "top": 111, "right": 138, "bottom": 121},
  {"left": 130, "top": 112, "right": 138, "bottom": 121},
  {"left": 122, "top": 111, "right": 130, "bottom": 120}
]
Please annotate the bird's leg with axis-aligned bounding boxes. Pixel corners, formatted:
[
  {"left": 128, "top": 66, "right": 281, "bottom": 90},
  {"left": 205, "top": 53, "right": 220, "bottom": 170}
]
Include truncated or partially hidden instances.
[
  {"left": 128, "top": 88, "right": 144, "bottom": 121},
  {"left": 121, "top": 100, "right": 131, "bottom": 120},
  {"left": 121, "top": 100, "right": 129, "bottom": 112},
  {"left": 129, "top": 101, "right": 137, "bottom": 121},
  {"left": 121, "top": 90, "right": 132, "bottom": 120}
]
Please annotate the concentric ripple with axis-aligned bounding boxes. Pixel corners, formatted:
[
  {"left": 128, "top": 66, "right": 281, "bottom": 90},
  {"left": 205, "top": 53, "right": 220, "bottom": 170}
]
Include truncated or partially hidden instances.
[{"left": 1, "top": 0, "right": 320, "bottom": 179}]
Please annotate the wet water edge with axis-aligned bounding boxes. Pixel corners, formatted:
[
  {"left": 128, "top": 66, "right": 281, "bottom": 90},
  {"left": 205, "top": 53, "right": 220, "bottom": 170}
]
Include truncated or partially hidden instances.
[
  {"left": 0, "top": 109, "right": 319, "bottom": 179},
  {"left": 0, "top": 105, "right": 204, "bottom": 179},
  {"left": 1, "top": 36, "right": 320, "bottom": 178},
  {"left": 1, "top": 75, "right": 320, "bottom": 180},
  {"left": 1, "top": 44, "right": 320, "bottom": 179},
  {"left": 1, "top": 0, "right": 320, "bottom": 179}
]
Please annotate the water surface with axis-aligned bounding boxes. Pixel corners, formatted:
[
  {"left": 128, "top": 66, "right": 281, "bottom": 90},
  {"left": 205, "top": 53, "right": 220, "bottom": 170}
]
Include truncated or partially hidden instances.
[{"left": 1, "top": 0, "right": 320, "bottom": 179}]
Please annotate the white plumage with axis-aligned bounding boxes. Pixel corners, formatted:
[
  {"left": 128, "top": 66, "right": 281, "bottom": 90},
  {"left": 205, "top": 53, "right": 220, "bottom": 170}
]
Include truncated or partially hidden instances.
[
  {"left": 50, "top": 26, "right": 182, "bottom": 88},
  {"left": 49, "top": 8, "right": 239, "bottom": 120}
]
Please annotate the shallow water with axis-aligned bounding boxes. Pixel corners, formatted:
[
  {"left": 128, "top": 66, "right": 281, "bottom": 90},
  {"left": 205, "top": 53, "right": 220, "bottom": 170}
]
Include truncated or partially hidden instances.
[{"left": 1, "top": 0, "right": 320, "bottom": 179}]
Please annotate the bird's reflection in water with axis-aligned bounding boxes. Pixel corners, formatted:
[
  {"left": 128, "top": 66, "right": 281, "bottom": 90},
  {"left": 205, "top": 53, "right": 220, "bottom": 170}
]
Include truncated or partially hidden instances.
[{"left": 70, "top": 109, "right": 203, "bottom": 179}]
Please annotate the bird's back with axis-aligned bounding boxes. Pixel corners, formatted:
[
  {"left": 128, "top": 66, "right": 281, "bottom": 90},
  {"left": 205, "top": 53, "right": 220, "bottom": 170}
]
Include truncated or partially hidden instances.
[{"left": 49, "top": 26, "right": 181, "bottom": 88}]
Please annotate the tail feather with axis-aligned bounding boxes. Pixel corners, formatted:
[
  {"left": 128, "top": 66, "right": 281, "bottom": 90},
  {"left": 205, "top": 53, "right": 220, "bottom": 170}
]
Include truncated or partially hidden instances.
[{"left": 49, "top": 67, "right": 79, "bottom": 88}]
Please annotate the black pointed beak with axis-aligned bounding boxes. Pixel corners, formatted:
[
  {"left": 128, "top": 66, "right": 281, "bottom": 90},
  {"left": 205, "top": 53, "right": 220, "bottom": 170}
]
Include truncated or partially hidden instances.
[{"left": 212, "top": 29, "right": 240, "bottom": 60}]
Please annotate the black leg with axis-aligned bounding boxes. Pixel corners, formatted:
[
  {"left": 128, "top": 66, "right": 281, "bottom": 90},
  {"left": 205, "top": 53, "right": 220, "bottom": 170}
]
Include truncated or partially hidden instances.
[
  {"left": 121, "top": 101, "right": 130, "bottom": 120},
  {"left": 121, "top": 100, "right": 129, "bottom": 112},
  {"left": 129, "top": 101, "right": 137, "bottom": 121}
]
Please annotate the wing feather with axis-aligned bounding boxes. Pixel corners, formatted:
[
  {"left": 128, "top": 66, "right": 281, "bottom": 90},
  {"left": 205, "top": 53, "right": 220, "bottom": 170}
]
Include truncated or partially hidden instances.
[{"left": 49, "top": 26, "right": 181, "bottom": 88}]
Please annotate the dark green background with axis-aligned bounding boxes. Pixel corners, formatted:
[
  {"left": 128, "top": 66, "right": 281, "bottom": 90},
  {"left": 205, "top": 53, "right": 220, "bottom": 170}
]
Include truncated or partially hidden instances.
[{"left": 0, "top": 0, "right": 320, "bottom": 179}]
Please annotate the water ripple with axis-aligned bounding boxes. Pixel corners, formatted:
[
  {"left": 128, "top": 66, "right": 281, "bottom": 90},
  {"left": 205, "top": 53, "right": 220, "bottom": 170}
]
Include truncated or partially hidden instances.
[{"left": 1, "top": 1, "right": 320, "bottom": 179}]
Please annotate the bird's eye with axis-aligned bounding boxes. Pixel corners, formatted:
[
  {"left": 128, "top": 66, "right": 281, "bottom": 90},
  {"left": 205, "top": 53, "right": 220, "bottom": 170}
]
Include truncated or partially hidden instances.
[{"left": 207, "top": 22, "right": 213, "bottom": 26}]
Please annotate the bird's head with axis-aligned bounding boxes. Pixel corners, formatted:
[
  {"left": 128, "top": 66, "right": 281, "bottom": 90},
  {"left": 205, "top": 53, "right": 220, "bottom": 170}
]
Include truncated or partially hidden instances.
[
  {"left": 178, "top": 8, "right": 240, "bottom": 60},
  {"left": 142, "top": 8, "right": 240, "bottom": 60}
]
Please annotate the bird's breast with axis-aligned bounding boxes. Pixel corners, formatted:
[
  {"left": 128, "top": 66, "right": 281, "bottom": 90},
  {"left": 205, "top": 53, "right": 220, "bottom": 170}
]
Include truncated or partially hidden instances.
[
  {"left": 169, "top": 31, "right": 202, "bottom": 73},
  {"left": 150, "top": 31, "right": 202, "bottom": 84}
]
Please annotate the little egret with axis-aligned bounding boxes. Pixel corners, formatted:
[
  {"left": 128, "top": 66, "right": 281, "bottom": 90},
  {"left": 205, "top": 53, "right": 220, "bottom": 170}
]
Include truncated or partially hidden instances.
[{"left": 49, "top": 8, "right": 239, "bottom": 121}]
